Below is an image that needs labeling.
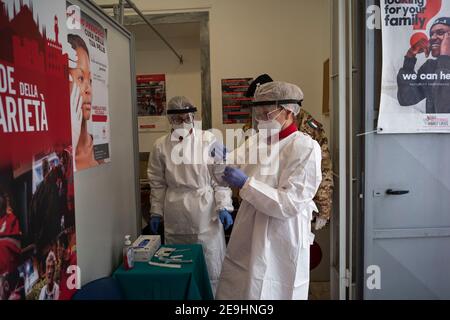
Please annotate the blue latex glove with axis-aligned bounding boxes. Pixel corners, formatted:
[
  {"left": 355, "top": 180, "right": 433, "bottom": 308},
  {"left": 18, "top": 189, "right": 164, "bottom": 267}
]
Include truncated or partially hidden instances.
[
  {"left": 219, "top": 209, "right": 234, "bottom": 230},
  {"left": 209, "top": 141, "right": 227, "bottom": 162},
  {"left": 150, "top": 215, "right": 161, "bottom": 234},
  {"left": 223, "top": 166, "right": 248, "bottom": 189}
]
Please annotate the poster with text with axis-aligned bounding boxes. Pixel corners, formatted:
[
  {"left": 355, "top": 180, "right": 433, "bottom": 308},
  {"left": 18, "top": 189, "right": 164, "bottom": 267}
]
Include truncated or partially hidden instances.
[
  {"left": 379, "top": 0, "right": 450, "bottom": 133},
  {"left": 222, "top": 78, "right": 253, "bottom": 124},
  {"left": 67, "top": 1, "right": 111, "bottom": 170},
  {"left": 0, "top": 0, "right": 78, "bottom": 300},
  {"left": 137, "top": 74, "right": 166, "bottom": 116}
]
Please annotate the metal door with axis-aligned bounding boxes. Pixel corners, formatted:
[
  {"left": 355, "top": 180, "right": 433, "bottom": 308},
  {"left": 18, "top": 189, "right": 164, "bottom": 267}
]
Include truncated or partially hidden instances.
[{"left": 363, "top": 0, "right": 450, "bottom": 300}]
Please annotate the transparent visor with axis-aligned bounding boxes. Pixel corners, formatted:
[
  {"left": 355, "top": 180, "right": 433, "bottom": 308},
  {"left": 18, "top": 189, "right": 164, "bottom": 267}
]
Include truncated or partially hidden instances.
[
  {"left": 253, "top": 105, "right": 283, "bottom": 122},
  {"left": 168, "top": 113, "right": 194, "bottom": 125}
]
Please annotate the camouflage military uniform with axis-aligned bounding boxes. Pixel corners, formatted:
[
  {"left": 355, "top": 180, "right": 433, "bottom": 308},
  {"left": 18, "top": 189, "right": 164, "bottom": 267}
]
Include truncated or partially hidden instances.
[{"left": 297, "top": 109, "right": 333, "bottom": 221}]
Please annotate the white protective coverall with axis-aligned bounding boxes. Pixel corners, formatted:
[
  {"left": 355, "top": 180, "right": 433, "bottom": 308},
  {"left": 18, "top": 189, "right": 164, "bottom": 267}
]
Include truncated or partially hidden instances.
[
  {"left": 216, "top": 130, "right": 322, "bottom": 300},
  {"left": 147, "top": 128, "right": 234, "bottom": 294}
]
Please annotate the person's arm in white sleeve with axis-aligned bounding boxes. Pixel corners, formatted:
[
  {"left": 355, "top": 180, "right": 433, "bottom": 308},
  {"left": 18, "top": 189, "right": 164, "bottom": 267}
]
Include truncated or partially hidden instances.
[
  {"left": 239, "top": 142, "right": 322, "bottom": 220},
  {"left": 147, "top": 142, "right": 167, "bottom": 217}
]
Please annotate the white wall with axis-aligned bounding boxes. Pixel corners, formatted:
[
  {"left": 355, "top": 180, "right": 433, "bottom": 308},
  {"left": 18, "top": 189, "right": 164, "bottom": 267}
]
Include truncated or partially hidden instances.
[
  {"left": 127, "top": 23, "right": 202, "bottom": 152},
  {"left": 209, "top": 0, "right": 331, "bottom": 137},
  {"left": 96, "top": 0, "right": 331, "bottom": 137}
]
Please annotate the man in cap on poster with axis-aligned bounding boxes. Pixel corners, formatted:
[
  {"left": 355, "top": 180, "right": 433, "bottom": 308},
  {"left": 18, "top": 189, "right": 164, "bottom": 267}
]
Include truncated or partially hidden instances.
[
  {"left": 397, "top": 17, "right": 450, "bottom": 113},
  {"left": 216, "top": 81, "right": 322, "bottom": 300}
]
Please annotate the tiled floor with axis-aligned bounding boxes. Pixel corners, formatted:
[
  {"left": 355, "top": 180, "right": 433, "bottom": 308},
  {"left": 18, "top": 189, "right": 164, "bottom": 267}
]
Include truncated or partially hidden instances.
[{"left": 309, "top": 282, "right": 331, "bottom": 300}]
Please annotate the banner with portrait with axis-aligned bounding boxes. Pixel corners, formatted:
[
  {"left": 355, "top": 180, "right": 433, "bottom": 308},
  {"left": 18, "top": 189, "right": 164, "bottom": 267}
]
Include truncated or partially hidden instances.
[
  {"left": 379, "top": 0, "right": 450, "bottom": 133},
  {"left": 0, "top": 0, "right": 78, "bottom": 300},
  {"left": 66, "top": 1, "right": 111, "bottom": 170}
]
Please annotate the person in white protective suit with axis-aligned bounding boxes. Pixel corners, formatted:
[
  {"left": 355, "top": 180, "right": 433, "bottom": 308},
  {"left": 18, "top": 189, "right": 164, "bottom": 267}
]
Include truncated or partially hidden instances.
[
  {"left": 215, "top": 82, "right": 322, "bottom": 300},
  {"left": 147, "top": 96, "right": 234, "bottom": 295}
]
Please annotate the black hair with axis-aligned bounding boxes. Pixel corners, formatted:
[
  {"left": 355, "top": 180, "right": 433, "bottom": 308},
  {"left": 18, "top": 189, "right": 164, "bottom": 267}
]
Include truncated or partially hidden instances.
[
  {"left": 67, "top": 34, "right": 90, "bottom": 58},
  {"left": 0, "top": 188, "right": 6, "bottom": 216},
  {"left": 245, "top": 74, "right": 274, "bottom": 98},
  {"left": 59, "top": 232, "right": 69, "bottom": 249},
  {"left": 42, "top": 159, "right": 50, "bottom": 178}
]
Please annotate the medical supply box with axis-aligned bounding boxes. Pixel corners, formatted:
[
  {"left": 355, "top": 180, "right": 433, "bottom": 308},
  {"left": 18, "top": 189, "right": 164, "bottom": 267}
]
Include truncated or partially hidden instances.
[{"left": 132, "top": 235, "right": 161, "bottom": 262}]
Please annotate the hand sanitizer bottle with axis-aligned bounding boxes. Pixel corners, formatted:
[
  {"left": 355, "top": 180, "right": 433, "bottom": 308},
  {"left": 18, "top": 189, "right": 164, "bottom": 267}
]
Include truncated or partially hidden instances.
[{"left": 123, "top": 235, "right": 134, "bottom": 270}]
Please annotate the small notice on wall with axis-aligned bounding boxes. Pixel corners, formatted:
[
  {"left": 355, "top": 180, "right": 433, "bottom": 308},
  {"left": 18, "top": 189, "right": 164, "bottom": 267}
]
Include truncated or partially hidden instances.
[
  {"left": 222, "top": 78, "right": 253, "bottom": 124},
  {"left": 137, "top": 74, "right": 167, "bottom": 116}
]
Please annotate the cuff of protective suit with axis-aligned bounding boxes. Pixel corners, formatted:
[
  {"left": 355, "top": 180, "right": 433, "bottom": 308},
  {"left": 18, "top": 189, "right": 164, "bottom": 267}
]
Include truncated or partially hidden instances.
[
  {"left": 150, "top": 204, "right": 164, "bottom": 216},
  {"left": 239, "top": 177, "right": 252, "bottom": 198},
  {"left": 216, "top": 206, "right": 234, "bottom": 214},
  {"left": 243, "top": 176, "right": 251, "bottom": 189},
  {"left": 150, "top": 212, "right": 163, "bottom": 218}
]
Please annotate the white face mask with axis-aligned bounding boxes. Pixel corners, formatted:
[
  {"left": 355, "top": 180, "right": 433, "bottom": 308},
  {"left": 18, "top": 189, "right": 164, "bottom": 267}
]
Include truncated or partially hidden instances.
[
  {"left": 171, "top": 122, "right": 193, "bottom": 139},
  {"left": 256, "top": 110, "right": 286, "bottom": 135},
  {"left": 171, "top": 122, "right": 192, "bottom": 130},
  {"left": 257, "top": 118, "right": 282, "bottom": 133}
]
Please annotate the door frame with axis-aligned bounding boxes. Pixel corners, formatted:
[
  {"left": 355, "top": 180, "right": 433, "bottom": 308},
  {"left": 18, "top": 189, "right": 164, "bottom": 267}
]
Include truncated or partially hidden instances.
[
  {"left": 330, "top": 0, "right": 366, "bottom": 300},
  {"left": 330, "top": 0, "right": 348, "bottom": 300},
  {"left": 123, "top": 11, "right": 212, "bottom": 130}
]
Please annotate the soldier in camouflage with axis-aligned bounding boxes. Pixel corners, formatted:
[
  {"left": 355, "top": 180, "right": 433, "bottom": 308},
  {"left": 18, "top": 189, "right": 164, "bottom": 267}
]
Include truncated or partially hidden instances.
[
  {"left": 244, "top": 74, "right": 333, "bottom": 229},
  {"left": 297, "top": 108, "right": 333, "bottom": 228}
]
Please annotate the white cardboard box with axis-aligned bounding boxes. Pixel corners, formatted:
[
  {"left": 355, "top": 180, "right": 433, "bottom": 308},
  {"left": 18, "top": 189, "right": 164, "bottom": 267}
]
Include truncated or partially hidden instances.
[{"left": 132, "top": 235, "right": 161, "bottom": 262}]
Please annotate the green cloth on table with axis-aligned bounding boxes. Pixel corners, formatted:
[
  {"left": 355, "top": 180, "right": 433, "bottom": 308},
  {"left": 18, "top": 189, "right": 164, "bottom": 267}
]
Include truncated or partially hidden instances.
[{"left": 113, "top": 244, "right": 213, "bottom": 300}]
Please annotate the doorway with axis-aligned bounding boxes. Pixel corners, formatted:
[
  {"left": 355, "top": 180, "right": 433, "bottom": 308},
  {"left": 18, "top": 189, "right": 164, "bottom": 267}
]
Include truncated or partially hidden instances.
[{"left": 121, "top": 12, "right": 211, "bottom": 231}]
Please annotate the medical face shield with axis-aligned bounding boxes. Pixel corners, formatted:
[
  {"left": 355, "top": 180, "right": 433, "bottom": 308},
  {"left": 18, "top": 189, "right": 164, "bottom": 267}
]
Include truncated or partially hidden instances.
[
  {"left": 167, "top": 106, "right": 197, "bottom": 125},
  {"left": 254, "top": 106, "right": 283, "bottom": 122},
  {"left": 252, "top": 100, "right": 302, "bottom": 121}
]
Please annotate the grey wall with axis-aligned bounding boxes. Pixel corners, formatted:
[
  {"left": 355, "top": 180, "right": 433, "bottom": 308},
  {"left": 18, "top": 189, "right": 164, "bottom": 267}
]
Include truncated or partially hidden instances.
[{"left": 73, "top": 0, "right": 138, "bottom": 285}]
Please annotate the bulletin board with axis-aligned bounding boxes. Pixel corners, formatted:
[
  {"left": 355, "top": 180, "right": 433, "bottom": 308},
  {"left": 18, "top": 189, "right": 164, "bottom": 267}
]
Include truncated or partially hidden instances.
[{"left": 221, "top": 78, "right": 253, "bottom": 124}]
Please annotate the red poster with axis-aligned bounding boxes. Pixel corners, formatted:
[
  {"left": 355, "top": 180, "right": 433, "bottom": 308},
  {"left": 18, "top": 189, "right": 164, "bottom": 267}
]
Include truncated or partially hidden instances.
[
  {"left": 221, "top": 78, "right": 253, "bottom": 124},
  {"left": 137, "top": 74, "right": 167, "bottom": 116},
  {"left": 0, "top": 0, "right": 77, "bottom": 300}
]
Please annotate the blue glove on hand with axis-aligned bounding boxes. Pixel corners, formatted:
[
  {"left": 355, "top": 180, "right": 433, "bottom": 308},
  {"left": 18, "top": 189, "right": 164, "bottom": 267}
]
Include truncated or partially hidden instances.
[
  {"left": 219, "top": 209, "right": 234, "bottom": 230},
  {"left": 150, "top": 215, "right": 161, "bottom": 235},
  {"left": 209, "top": 141, "right": 227, "bottom": 162},
  {"left": 223, "top": 166, "right": 248, "bottom": 189}
]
